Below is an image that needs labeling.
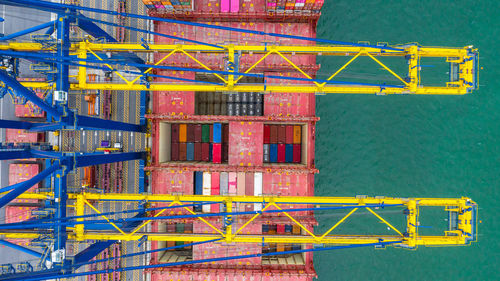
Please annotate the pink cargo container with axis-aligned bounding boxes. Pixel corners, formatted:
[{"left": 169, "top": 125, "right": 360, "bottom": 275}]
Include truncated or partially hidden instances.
[
  {"left": 221, "top": 0, "right": 230, "bottom": 12},
  {"left": 228, "top": 172, "right": 237, "bottom": 194},
  {"left": 211, "top": 172, "right": 220, "bottom": 213}
]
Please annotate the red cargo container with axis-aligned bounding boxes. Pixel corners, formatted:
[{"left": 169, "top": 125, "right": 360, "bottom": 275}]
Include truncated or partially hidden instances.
[
  {"left": 171, "top": 143, "right": 179, "bottom": 161},
  {"left": 5, "top": 129, "right": 43, "bottom": 143},
  {"left": 9, "top": 163, "right": 40, "bottom": 203},
  {"left": 201, "top": 143, "right": 210, "bottom": 162},
  {"left": 194, "top": 143, "right": 202, "bottom": 161},
  {"left": 293, "top": 144, "right": 301, "bottom": 163},
  {"left": 278, "top": 125, "right": 286, "bottom": 143},
  {"left": 209, "top": 124, "right": 213, "bottom": 142},
  {"left": 153, "top": 71, "right": 196, "bottom": 115},
  {"left": 277, "top": 143, "right": 286, "bottom": 163},
  {"left": 264, "top": 125, "right": 271, "bottom": 143},
  {"left": 186, "top": 124, "right": 195, "bottom": 142},
  {"left": 222, "top": 143, "right": 228, "bottom": 162},
  {"left": 286, "top": 125, "right": 294, "bottom": 143},
  {"left": 171, "top": 123, "right": 179, "bottom": 143},
  {"left": 212, "top": 143, "right": 222, "bottom": 163},
  {"left": 179, "top": 143, "right": 187, "bottom": 161},
  {"left": 194, "top": 124, "right": 202, "bottom": 142},
  {"left": 270, "top": 125, "right": 278, "bottom": 143},
  {"left": 223, "top": 124, "right": 229, "bottom": 143}
]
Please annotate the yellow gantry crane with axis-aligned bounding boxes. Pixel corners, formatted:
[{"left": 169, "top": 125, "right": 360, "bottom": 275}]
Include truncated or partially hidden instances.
[
  {"left": 0, "top": 41, "right": 478, "bottom": 95},
  {"left": 2, "top": 192, "right": 478, "bottom": 250}
]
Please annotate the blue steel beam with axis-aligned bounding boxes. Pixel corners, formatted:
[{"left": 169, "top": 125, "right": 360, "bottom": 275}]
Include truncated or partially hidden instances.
[
  {"left": 77, "top": 14, "right": 117, "bottom": 43},
  {"left": 0, "top": 119, "right": 33, "bottom": 129},
  {"left": 0, "top": 163, "right": 61, "bottom": 209},
  {"left": 56, "top": 15, "right": 70, "bottom": 95},
  {"left": 0, "top": 240, "right": 43, "bottom": 258},
  {"left": 52, "top": 170, "right": 67, "bottom": 255},
  {"left": 0, "top": 21, "right": 55, "bottom": 41},
  {"left": 0, "top": 149, "right": 32, "bottom": 161}
]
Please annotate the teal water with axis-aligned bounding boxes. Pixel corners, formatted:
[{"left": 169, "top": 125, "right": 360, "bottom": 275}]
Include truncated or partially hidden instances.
[{"left": 314, "top": 1, "right": 498, "bottom": 280}]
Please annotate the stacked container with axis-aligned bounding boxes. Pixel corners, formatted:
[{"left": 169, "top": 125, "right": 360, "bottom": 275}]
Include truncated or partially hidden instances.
[
  {"left": 194, "top": 171, "right": 263, "bottom": 213},
  {"left": 142, "top": 0, "right": 193, "bottom": 11},
  {"left": 263, "top": 124, "right": 301, "bottom": 163},
  {"left": 266, "top": 0, "right": 324, "bottom": 13},
  {"left": 147, "top": 0, "right": 322, "bottom": 278},
  {"left": 170, "top": 123, "right": 228, "bottom": 163}
]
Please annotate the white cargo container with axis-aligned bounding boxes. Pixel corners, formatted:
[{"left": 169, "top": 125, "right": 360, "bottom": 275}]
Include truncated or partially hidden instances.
[
  {"left": 202, "top": 172, "right": 211, "bottom": 213},
  {"left": 254, "top": 172, "right": 263, "bottom": 211}
]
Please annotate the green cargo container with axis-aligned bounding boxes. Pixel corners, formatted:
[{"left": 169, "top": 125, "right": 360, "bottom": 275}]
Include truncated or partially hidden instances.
[
  {"left": 176, "top": 223, "right": 184, "bottom": 233},
  {"left": 202, "top": 124, "right": 210, "bottom": 142}
]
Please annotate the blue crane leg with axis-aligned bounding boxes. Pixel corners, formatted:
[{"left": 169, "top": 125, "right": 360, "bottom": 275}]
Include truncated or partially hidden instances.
[
  {"left": 53, "top": 171, "right": 67, "bottom": 254},
  {"left": 0, "top": 240, "right": 43, "bottom": 258},
  {"left": 0, "top": 163, "right": 60, "bottom": 209},
  {"left": 56, "top": 15, "right": 70, "bottom": 95}
]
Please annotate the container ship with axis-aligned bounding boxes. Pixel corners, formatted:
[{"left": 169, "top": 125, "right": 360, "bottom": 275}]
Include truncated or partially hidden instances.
[
  {"left": 145, "top": 1, "right": 323, "bottom": 280},
  {"left": 0, "top": 0, "right": 479, "bottom": 280}
]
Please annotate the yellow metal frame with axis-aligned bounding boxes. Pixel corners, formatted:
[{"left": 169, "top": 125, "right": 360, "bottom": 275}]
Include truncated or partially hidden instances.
[
  {"left": 0, "top": 41, "right": 478, "bottom": 95},
  {"left": 2, "top": 193, "right": 477, "bottom": 249}
]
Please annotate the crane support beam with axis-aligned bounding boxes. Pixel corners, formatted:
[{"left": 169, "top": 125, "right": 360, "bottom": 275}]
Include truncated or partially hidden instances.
[
  {"left": 1, "top": 42, "right": 477, "bottom": 95},
  {"left": 1, "top": 193, "right": 477, "bottom": 249},
  {"left": 0, "top": 21, "right": 56, "bottom": 42}
]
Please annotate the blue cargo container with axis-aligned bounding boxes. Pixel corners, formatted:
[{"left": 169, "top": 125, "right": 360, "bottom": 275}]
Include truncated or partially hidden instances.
[
  {"left": 285, "top": 144, "right": 293, "bottom": 163},
  {"left": 213, "top": 123, "right": 222, "bottom": 143},
  {"left": 270, "top": 144, "right": 278, "bottom": 162},
  {"left": 209, "top": 143, "right": 213, "bottom": 161},
  {"left": 186, "top": 142, "right": 194, "bottom": 161},
  {"left": 194, "top": 171, "right": 203, "bottom": 212},
  {"left": 262, "top": 224, "right": 270, "bottom": 233},
  {"left": 285, "top": 224, "right": 293, "bottom": 233}
]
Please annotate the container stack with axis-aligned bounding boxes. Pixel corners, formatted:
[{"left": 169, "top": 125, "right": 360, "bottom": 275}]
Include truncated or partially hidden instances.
[
  {"left": 263, "top": 124, "right": 301, "bottom": 163},
  {"left": 148, "top": 0, "right": 321, "bottom": 278},
  {"left": 142, "top": 0, "right": 194, "bottom": 12},
  {"left": 170, "top": 123, "right": 228, "bottom": 163},
  {"left": 194, "top": 171, "right": 263, "bottom": 212},
  {"left": 266, "top": 0, "right": 324, "bottom": 14},
  {"left": 195, "top": 92, "right": 264, "bottom": 116},
  {"left": 157, "top": 222, "right": 193, "bottom": 263}
]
